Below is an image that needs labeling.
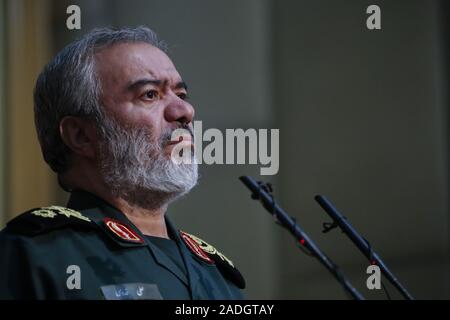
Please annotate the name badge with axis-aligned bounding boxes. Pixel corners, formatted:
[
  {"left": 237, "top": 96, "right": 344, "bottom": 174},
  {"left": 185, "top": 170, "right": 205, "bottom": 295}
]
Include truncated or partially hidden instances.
[{"left": 100, "top": 283, "right": 163, "bottom": 300}]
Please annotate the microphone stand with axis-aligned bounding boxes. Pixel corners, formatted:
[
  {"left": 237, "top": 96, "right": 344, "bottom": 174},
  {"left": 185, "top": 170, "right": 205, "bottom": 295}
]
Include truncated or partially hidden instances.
[
  {"left": 315, "top": 195, "right": 414, "bottom": 300},
  {"left": 239, "top": 176, "right": 365, "bottom": 300}
]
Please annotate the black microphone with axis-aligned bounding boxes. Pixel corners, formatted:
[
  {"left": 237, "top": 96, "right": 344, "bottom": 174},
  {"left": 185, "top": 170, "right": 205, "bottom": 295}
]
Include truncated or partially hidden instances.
[{"left": 315, "top": 194, "right": 414, "bottom": 300}]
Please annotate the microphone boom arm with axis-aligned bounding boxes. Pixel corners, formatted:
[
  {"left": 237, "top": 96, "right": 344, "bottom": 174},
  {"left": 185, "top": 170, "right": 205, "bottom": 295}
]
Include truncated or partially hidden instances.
[
  {"left": 315, "top": 195, "right": 414, "bottom": 300},
  {"left": 239, "top": 176, "right": 365, "bottom": 300}
]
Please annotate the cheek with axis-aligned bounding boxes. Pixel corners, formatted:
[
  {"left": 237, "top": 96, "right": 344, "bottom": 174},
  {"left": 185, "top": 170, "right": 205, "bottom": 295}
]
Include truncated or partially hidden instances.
[{"left": 116, "top": 103, "right": 165, "bottom": 135}]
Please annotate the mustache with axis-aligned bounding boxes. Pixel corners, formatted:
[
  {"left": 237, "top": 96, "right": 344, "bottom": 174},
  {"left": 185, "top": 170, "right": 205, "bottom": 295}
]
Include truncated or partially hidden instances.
[
  {"left": 99, "top": 114, "right": 194, "bottom": 151},
  {"left": 161, "top": 124, "right": 194, "bottom": 145}
]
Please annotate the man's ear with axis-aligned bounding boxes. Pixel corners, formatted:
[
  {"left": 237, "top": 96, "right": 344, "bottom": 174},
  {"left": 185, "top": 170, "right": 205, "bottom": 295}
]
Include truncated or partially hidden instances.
[{"left": 59, "top": 116, "right": 97, "bottom": 159}]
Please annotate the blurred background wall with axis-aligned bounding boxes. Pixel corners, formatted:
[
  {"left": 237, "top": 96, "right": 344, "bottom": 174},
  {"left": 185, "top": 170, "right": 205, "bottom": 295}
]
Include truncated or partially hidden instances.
[
  {"left": 0, "top": 0, "right": 6, "bottom": 226},
  {"left": 1, "top": 0, "right": 58, "bottom": 225},
  {"left": 0, "top": 0, "right": 448, "bottom": 299}
]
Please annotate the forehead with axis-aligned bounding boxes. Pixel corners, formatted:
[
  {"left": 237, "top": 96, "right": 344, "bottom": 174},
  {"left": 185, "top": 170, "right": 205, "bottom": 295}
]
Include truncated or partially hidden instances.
[{"left": 94, "top": 42, "right": 181, "bottom": 87}]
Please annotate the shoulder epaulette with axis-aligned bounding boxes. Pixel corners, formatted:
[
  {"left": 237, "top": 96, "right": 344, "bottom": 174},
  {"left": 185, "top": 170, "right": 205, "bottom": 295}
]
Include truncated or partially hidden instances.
[
  {"left": 6, "top": 206, "right": 95, "bottom": 236},
  {"left": 180, "top": 230, "right": 246, "bottom": 289}
]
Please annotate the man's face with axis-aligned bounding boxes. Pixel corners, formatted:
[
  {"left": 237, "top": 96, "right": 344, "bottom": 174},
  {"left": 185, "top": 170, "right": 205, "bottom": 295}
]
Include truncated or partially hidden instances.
[
  {"left": 95, "top": 42, "right": 194, "bottom": 158},
  {"left": 93, "top": 42, "right": 198, "bottom": 209}
]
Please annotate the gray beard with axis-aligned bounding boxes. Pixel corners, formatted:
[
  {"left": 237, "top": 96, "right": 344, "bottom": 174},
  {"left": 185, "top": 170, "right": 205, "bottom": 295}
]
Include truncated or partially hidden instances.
[{"left": 97, "top": 116, "right": 198, "bottom": 210}]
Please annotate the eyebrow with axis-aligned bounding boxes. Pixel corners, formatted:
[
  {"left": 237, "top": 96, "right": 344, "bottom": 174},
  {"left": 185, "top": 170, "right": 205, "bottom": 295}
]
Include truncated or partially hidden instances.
[{"left": 126, "top": 78, "right": 188, "bottom": 91}]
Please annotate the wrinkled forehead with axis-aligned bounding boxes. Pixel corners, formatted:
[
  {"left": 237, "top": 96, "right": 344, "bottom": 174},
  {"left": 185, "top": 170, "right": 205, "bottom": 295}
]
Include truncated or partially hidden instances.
[{"left": 94, "top": 42, "right": 182, "bottom": 90}]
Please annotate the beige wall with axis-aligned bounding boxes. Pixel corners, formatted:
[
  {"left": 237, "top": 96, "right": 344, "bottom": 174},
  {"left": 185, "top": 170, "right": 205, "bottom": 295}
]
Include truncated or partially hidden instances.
[
  {"left": 0, "top": 0, "right": 5, "bottom": 225},
  {"left": 3, "top": 0, "right": 57, "bottom": 221}
]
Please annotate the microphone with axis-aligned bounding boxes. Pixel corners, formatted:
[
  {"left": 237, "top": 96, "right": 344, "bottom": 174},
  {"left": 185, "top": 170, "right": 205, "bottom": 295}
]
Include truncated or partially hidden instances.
[
  {"left": 239, "top": 176, "right": 365, "bottom": 300},
  {"left": 315, "top": 194, "right": 414, "bottom": 300}
]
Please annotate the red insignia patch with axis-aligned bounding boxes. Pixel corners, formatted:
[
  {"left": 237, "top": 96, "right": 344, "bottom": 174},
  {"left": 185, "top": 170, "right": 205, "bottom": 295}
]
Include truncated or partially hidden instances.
[
  {"left": 104, "top": 218, "right": 144, "bottom": 244},
  {"left": 180, "top": 231, "right": 214, "bottom": 264}
]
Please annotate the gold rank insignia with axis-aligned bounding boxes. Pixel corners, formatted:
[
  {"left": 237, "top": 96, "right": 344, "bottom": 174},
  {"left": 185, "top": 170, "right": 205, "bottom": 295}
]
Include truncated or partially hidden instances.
[
  {"left": 7, "top": 205, "right": 95, "bottom": 236},
  {"left": 180, "top": 231, "right": 235, "bottom": 268},
  {"left": 180, "top": 231, "right": 214, "bottom": 264},
  {"left": 31, "top": 206, "right": 91, "bottom": 222}
]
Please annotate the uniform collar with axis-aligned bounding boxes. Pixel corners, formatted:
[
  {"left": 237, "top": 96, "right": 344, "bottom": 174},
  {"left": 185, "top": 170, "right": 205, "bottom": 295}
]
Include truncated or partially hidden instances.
[
  {"left": 67, "top": 189, "right": 183, "bottom": 245},
  {"left": 66, "top": 189, "right": 199, "bottom": 289},
  {"left": 67, "top": 189, "right": 124, "bottom": 219},
  {"left": 67, "top": 189, "right": 144, "bottom": 244}
]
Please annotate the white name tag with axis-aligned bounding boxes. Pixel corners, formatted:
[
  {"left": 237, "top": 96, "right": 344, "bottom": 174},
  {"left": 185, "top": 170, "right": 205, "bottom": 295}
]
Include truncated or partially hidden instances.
[{"left": 100, "top": 283, "right": 163, "bottom": 300}]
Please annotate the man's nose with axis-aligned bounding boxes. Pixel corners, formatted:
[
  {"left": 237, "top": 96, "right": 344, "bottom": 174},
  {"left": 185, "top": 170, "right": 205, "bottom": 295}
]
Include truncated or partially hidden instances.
[{"left": 164, "top": 97, "right": 195, "bottom": 126}]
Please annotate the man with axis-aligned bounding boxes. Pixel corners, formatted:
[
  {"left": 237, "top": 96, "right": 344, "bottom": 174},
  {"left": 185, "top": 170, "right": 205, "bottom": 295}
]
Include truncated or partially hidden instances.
[{"left": 0, "top": 26, "right": 245, "bottom": 299}]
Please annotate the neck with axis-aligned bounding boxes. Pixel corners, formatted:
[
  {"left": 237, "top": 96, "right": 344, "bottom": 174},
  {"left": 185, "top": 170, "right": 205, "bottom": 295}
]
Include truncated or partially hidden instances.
[
  {"left": 108, "top": 197, "right": 169, "bottom": 238},
  {"left": 64, "top": 167, "right": 171, "bottom": 239}
]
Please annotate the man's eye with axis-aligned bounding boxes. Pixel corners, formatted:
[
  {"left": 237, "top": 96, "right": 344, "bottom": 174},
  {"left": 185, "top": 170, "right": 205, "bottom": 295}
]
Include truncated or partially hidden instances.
[
  {"left": 177, "top": 93, "right": 188, "bottom": 100},
  {"left": 144, "top": 90, "right": 159, "bottom": 100}
]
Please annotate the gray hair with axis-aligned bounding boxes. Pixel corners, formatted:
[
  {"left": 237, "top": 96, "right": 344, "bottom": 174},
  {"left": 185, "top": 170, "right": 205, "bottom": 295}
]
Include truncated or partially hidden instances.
[{"left": 34, "top": 26, "right": 167, "bottom": 175}]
